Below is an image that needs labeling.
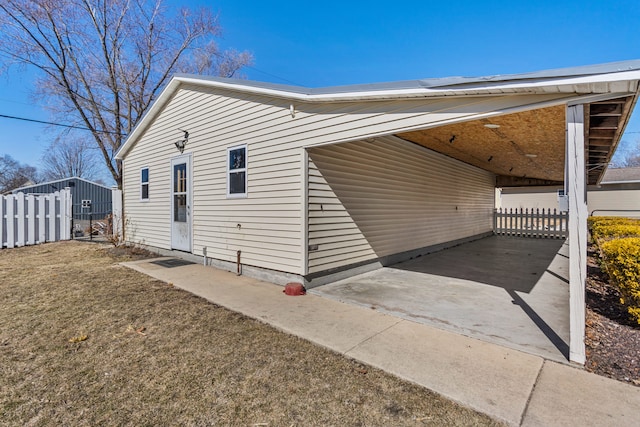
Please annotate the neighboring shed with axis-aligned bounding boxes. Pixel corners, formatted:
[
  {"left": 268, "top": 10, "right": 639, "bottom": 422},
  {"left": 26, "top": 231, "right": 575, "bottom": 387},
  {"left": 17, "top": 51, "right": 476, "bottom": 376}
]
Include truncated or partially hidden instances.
[
  {"left": 12, "top": 177, "right": 113, "bottom": 220},
  {"left": 499, "top": 166, "right": 640, "bottom": 217},
  {"left": 115, "top": 59, "right": 640, "bottom": 364}
]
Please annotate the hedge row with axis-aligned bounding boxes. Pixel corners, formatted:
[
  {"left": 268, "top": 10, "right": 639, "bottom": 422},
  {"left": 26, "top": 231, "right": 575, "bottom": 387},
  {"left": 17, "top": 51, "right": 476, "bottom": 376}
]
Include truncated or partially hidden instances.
[
  {"left": 588, "top": 216, "right": 640, "bottom": 240},
  {"left": 589, "top": 216, "right": 640, "bottom": 324}
]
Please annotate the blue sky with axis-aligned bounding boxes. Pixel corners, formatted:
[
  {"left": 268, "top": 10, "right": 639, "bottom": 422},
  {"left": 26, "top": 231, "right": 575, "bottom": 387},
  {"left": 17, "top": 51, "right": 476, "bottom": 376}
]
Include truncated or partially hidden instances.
[{"left": 2, "top": 0, "right": 640, "bottom": 184}]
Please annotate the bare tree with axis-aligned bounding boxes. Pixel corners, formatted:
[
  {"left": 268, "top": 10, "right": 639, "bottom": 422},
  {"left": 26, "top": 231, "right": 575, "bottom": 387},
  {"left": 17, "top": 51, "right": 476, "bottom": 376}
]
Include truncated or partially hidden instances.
[
  {"left": 0, "top": 0, "right": 252, "bottom": 188},
  {"left": 0, "top": 155, "right": 40, "bottom": 194},
  {"left": 610, "top": 138, "right": 640, "bottom": 167},
  {"left": 41, "top": 137, "right": 102, "bottom": 181}
]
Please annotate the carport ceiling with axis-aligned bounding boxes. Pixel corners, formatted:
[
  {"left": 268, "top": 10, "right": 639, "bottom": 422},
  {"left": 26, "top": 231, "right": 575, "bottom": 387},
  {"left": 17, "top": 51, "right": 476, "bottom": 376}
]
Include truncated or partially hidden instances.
[
  {"left": 397, "top": 97, "right": 633, "bottom": 186},
  {"left": 397, "top": 106, "right": 566, "bottom": 184}
]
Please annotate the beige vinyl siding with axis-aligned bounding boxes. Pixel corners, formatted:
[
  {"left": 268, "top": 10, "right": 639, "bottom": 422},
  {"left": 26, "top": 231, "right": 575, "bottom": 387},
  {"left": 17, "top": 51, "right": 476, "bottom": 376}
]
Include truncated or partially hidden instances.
[
  {"left": 499, "top": 187, "right": 562, "bottom": 210},
  {"left": 123, "top": 84, "right": 570, "bottom": 276},
  {"left": 125, "top": 84, "right": 574, "bottom": 160},
  {"left": 500, "top": 186, "right": 640, "bottom": 217},
  {"left": 588, "top": 189, "right": 640, "bottom": 215},
  {"left": 307, "top": 136, "right": 495, "bottom": 273},
  {"left": 123, "top": 87, "right": 305, "bottom": 274},
  {"left": 122, "top": 159, "right": 172, "bottom": 250},
  {"left": 308, "top": 159, "right": 377, "bottom": 273}
]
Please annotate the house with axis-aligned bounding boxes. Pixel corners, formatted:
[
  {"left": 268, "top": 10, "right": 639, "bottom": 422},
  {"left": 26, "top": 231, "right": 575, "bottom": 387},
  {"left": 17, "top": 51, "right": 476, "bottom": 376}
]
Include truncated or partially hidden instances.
[
  {"left": 499, "top": 166, "right": 640, "bottom": 217},
  {"left": 12, "top": 177, "right": 114, "bottom": 231},
  {"left": 115, "top": 60, "right": 640, "bottom": 364}
]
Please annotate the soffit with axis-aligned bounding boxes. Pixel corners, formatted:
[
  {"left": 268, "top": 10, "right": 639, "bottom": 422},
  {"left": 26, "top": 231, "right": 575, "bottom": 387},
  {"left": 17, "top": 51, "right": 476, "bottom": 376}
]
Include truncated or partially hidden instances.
[
  {"left": 397, "top": 106, "right": 567, "bottom": 183},
  {"left": 586, "top": 97, "right": 634, "bottom": 184},
  {"left": 397, "top": 97, "right": 635, "bottom": 186}
]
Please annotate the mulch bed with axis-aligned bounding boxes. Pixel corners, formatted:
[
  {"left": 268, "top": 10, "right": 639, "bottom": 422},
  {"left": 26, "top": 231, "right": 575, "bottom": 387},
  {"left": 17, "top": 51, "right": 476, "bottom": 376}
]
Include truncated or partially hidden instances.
[{"left": 585, "top": 243, "right": 640, "bottom": 386}]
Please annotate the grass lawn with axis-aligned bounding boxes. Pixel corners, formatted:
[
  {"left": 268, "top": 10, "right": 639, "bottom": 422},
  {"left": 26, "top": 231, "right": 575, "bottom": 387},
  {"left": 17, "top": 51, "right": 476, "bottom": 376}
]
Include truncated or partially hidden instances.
[{"left": 0, "top": 241, "right": 502, "bottom": 426}]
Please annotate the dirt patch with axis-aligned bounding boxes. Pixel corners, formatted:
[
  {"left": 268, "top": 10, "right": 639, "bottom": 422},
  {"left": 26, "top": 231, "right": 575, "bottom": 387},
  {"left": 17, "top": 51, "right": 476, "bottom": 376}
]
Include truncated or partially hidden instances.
[
  {"left": 585, "top": 244, "right": 640, "bottom": 386},
  {"left": 102, "top": 243, "right": 157, "bottom": 260},
  {"left": 0, "top": 241, "right": 502, "bottom": 426}
]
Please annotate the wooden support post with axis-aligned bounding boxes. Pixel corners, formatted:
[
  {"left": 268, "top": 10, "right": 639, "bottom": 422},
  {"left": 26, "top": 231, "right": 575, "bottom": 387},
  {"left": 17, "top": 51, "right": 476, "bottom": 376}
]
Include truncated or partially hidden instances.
[
  {"left": 111, "top": 188, "right": 123, "bottom": 242},
  {"left": 61, "top": 188, "right": 71, "bottom": 240},
  {"left": 567, "top": 104, "right": 587, "bottom": 364}
]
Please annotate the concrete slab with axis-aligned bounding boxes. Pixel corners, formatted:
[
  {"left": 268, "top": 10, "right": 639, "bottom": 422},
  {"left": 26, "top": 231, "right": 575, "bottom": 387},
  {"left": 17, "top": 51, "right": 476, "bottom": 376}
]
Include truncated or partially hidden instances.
[
  {"left": 522, "top": 361, "right": 640, "bottom": 427},
  {"left": 346, "top": 319, "right": 543, "bottom": 426},
  {"left": 313, "top": 236, "right": 570, "bottom": 362}
]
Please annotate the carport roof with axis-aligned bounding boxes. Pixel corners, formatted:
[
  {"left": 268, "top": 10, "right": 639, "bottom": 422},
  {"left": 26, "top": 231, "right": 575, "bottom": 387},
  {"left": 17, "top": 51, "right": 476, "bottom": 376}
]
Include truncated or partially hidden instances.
[
  {"left": 173, "top": 59, "right": 640, "bottom": 97},
  {"left": 116, "top": 60, "right": 640, "bottom": 185}
]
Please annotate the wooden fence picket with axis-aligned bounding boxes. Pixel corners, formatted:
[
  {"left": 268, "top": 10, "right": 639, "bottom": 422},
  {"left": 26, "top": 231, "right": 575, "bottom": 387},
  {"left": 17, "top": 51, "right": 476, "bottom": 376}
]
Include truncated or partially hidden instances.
[{"left": 494, "top": 207, "right": 568, "bottom": 239}]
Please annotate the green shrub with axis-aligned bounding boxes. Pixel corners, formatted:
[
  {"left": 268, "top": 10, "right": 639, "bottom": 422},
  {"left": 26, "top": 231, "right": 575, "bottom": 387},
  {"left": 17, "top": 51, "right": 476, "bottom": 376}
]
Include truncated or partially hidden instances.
[{"left": 600, "top": 237, "right": 640, "bottom": 324}]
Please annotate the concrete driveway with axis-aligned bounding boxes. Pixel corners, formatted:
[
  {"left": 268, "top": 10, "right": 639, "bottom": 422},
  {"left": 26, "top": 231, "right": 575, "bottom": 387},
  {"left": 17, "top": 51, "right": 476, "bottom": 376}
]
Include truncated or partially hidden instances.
[{"left": 311, "top": 236, "right": 570, "bottom": 362}]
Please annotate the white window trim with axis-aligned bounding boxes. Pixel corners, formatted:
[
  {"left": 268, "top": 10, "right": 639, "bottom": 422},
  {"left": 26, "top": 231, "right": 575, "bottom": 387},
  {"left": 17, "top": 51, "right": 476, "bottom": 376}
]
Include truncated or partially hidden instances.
[
  {"left": 227, "top": 144, "right": 248, "bottom": 198},
  {"left": 140, "top": 166, "right": 150, "bottom": 201}
]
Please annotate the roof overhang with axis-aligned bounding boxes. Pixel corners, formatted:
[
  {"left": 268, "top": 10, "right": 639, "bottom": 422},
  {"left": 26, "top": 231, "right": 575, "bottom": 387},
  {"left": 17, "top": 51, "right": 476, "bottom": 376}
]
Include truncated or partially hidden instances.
[
  {"left": 115, "top": 60, "right": 640, "bottom": 186},
  {"left": 397, "top": 94, "right": 637, "bottom": 186}
]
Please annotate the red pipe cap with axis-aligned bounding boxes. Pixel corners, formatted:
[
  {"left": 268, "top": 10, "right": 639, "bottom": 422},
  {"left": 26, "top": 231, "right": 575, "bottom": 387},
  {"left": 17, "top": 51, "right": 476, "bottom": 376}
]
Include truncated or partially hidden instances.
[{"left": 283, "top": 282, "right": 306, "bottom": 296}]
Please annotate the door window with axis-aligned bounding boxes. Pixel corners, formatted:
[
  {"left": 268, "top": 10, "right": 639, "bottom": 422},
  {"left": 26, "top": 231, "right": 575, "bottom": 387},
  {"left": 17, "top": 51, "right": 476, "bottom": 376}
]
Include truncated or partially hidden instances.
[{"left": 173, "top": 163, "right": 187, "bottom": 222}]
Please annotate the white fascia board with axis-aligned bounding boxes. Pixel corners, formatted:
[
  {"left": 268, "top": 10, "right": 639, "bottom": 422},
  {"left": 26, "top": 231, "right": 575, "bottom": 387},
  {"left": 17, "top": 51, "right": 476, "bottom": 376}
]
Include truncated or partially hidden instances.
[
  {"left": 600, "top": 180, "right": 640, "bottom": 184},
  {"left": 176, "top": 70, "right": 640, "bottom": 101},
  {"left": 115, "top": 70, "right": 640, "bottom": 160}
]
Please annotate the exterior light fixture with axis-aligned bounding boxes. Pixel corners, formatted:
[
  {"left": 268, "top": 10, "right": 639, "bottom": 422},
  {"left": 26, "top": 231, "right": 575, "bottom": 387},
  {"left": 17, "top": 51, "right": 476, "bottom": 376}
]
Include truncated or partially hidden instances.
[
  {"left": 174, "top": 129, "right": 189, "bottom": 153},
  {"left": 484, "top": 123, "right": 500, "bottom": 129},
  {"left": 290, "top": 104, "right": 296, "bottom": 118}
]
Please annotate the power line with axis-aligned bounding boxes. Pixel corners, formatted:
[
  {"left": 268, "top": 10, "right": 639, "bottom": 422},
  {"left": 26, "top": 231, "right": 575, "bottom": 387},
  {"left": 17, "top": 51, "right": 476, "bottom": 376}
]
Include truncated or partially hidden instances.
[
  {"left": 242, "top": 64, "right": 304, "bottom": 86},
  {"left": 3, "top": 110, "right": 640, "bottom": 141},
  {"left": 0, "top": 113, "right": 124, "bottom": 135}
]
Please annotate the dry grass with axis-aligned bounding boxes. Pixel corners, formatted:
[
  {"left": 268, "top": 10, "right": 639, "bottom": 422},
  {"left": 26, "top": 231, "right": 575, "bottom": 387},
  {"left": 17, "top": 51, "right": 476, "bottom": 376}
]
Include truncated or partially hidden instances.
[{"left": 0, "top": 241, "right": 502, "bottom": 426}]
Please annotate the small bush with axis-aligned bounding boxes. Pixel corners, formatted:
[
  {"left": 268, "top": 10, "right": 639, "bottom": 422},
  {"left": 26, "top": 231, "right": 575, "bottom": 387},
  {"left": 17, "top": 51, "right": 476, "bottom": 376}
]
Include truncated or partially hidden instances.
[
  {"left": 589, "top": 216, "right": 640, "bottom": 240},
  {"left": 600, "top": 237, "right": 640, "bottom": 324}
]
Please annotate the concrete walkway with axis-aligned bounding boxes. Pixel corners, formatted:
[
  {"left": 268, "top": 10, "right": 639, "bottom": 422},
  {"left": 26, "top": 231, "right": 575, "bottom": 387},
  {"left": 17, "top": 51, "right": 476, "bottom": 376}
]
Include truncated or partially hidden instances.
[{"left": 122, "top": 257, "right": 640, "bottom": 427}]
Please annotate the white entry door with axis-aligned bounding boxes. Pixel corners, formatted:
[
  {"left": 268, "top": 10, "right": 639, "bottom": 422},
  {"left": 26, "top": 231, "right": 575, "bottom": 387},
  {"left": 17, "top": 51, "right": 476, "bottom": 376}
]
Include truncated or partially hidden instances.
[{"left": 170, "top": 154, "right": 191, "bottom": 251}]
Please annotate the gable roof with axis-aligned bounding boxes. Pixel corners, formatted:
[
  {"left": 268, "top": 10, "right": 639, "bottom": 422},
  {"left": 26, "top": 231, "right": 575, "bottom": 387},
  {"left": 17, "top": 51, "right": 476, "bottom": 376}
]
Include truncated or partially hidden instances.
[
  {"left": 11, "top": 176, "right": 112, "bottom": 193},
  {"left": 172, "top": 59, "right": 640, "bottom": 96},
  {"left": 115, "top": 60, "right": 640, "bottom": 181}
]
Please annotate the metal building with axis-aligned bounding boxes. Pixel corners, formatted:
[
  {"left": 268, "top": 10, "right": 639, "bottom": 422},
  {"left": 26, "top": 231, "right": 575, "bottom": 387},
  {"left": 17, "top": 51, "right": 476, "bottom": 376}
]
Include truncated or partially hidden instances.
[{"left": 12, "top": 177, "right": 114, "bottom": 231}]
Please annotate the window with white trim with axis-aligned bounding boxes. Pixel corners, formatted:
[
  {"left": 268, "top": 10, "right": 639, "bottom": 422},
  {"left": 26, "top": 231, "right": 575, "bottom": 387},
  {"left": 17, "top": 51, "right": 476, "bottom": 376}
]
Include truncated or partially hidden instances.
[
  {"left": 141, "top": 167, "right": 149, "bottom": 200},
  {"left": 227, "top": 145, "right": 247, "bottom": 197}
]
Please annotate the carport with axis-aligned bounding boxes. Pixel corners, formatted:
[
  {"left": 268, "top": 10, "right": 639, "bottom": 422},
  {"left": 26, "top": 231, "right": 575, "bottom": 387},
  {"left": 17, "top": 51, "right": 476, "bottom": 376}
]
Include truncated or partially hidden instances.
[
  {"left": 115, "top": 60, "right": 640, "bottom": 366},
  {"left": 312, "top": 235, "right": 569, "bottom": 362},
  {"left": 305, "top": 61, "right": 640, "bottom": 364}
]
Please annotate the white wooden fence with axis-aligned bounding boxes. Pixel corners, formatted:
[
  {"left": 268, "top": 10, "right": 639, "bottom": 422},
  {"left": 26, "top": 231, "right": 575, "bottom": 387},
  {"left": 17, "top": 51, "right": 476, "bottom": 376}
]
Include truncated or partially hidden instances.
[
  {"left": 1, "top": 189, "right": 72, "bottom": 248},
  {"left": 494, "top": 207, "right": 568, "bottom": 239}
]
